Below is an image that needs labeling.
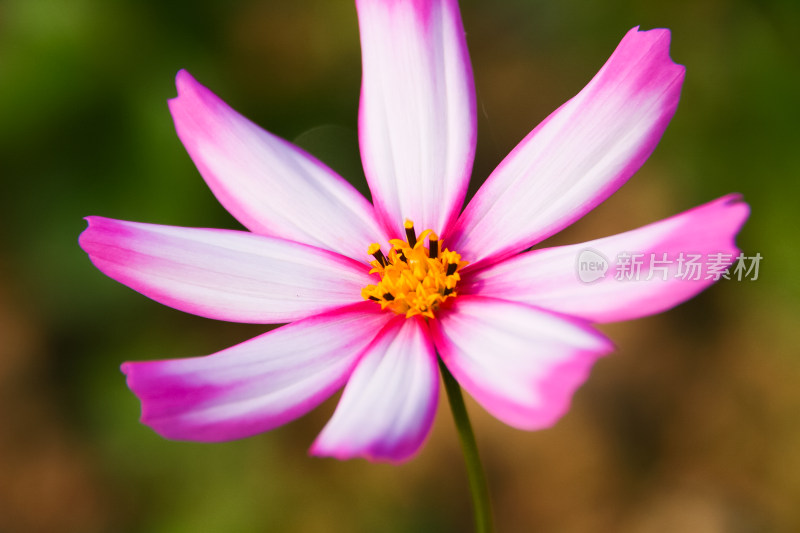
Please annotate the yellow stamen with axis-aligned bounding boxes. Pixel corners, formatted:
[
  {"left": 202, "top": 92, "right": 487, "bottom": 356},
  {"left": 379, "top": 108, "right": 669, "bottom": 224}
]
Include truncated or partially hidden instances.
[
  {"left": 362, "top": 221, "right": 468, "bottom": 319},
  {"left": 404, "top": 219, "right": 417, "bottom": 248},
  {"left": 368, "top": 242, "right": 388, "bottom": 267},
  {"left": 428, "top": 232, "right": 439, "bottom": 259}
]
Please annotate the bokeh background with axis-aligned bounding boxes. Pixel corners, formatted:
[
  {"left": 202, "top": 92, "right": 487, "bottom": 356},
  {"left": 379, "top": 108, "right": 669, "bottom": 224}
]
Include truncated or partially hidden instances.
[{"left": 2, "top": 0, "right": 799, "bottom": 531}]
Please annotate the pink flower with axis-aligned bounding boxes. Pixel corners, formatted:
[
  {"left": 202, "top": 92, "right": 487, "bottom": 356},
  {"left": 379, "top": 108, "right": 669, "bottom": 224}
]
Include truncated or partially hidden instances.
[{"left": 80, "top": 0, "right": 748, "bottom": 463}]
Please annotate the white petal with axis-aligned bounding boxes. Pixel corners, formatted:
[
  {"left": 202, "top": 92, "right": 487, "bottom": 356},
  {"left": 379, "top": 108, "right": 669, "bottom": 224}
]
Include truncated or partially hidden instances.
[
  {"left": 465, "top": 195, "right": 749, "bottom": 323},
  {"left": 450, "top": 27, "right": 685, "bottom": 266},
  {"left": 311, "top": 317, "right": 438, "bottom": 462},
  {"left": 357, "top": 0, "right": 476, "bottom": 237},
  {"left": 122, "top": 303, "right": 391, "bottom": 442},
  {"left": 80, "top": 217, "right": 374, "bottom": 324},
  {"left": 430, "top": 296, "right": 612, "bottom": 430},
  {"left": 169, "top": 70, "right": 387, "bottom": 260}
]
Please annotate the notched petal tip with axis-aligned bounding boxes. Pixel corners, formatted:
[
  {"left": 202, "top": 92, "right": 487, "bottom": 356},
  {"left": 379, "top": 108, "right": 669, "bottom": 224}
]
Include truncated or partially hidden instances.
[
  {"left": 618, "top": 25, "right": 686, "bottom": 91},
  {"left": 78, "top": 217, "right": 93, "bottom": 250},
  {"left": 168, "top": 69, "right": 211, "bottom": 117},
  {"left": 119, "top": 360, "right": 165, "bottom": 435},
  {"left": 172, "top": 69, "right": 198, "bottom": 98},
  {"left": 698, "top": 193, "right": 750, "bottom": 234},
  {"left": 81, "top": 214, "right": 113, "bottom": 229},
  {"left": 713, "top": 193, "right": 751, "bottom": 249},
  {"left": 626, "top": 26, "right": 676, "bottom": 59},
  {"left": 168, "top": 70, "right": 225, "bottom": 127},
  {"left": 168, "top": 71, "right": 203, "bottom": 124},
  {"left": 719, "top": 192, "right": 749, "bottom": 212},
  {"left": 78, "top": 215, "right": 113, "bottom": 255},
  {"left": 119, "top": 361, "right": 138, "bottom": 378}
]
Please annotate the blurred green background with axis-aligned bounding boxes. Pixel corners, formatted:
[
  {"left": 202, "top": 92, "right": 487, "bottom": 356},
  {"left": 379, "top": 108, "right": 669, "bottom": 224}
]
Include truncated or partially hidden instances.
[{"left": 2, "top": 0, "right": 799, "bottom": 531}]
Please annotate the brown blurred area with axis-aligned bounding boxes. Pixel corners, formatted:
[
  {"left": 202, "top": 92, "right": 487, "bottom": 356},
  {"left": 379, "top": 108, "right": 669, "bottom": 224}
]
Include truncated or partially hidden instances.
[
  {"left": 1, "top": 0, "right": 799, "bottom": 531},
  {"left": 0, "top": 279, "right": 110, "bottom": 532}
]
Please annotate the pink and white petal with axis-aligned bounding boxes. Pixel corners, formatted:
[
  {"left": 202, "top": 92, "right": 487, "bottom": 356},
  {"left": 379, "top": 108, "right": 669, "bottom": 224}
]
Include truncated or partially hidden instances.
[
  {"left": 465, "top": 195, "right": 749, "bottom": 323},
  {"left": 430, "top": 296, "right": 612, "bottom": 430},
  {"left": 357, "top": 0, "right": 476, "bottom": 238},
  {"left": 169, "top": 70, "right": 387, "bottom": 260},
  {"left": 311, "top": 316, "right": 438, "bottom": 463},
  {"left": 449, "top": 27, "right": 686, "bottom": 266},
  {"left": 80, "top": 217, "right": 374, "bottom": 324},
  {"left": 122, "top": 303, "right": 391, "bottom": 442}
]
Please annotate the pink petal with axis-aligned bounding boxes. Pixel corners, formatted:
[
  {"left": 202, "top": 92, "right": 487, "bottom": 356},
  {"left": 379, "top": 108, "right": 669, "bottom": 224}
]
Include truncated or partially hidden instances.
[
  {"left": 357, "top": 0, "right": 476, "bottom": 238},
  {"left": 121, "top": 303, "right": 391, "bottom": 442},
  {"left": 449, "top": 27, "right": 686, "bottom": 266},
  {"left": 311, "top": 317, "right": 438, "bottom": 463},
  {"left": 80, "top": 217, "right": 374, "bottom": 324},
  {"left": 430, "top": 296, "right": 612, "bottom": 430},
  {"left": 465, "top": 195, "right": 749, "bottom": 323},
  {"left": 169, "top": 70, "right": 387, "bottom": 261}
]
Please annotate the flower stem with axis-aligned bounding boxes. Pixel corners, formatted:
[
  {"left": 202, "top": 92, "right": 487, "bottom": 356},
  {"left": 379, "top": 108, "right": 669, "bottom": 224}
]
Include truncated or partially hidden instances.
[{"left": 439, "top": 358, "right": 493, "bottom": 533}]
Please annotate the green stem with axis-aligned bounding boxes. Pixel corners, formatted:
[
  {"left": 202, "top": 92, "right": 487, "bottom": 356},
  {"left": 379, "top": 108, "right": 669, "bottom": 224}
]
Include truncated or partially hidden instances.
[{"left": 439, "top": 358, "right": 493, "bottom": 533}]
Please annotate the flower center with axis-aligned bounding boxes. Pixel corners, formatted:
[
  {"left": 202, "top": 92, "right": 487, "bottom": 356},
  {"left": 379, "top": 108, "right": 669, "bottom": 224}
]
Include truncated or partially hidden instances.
[{"left": 361, "top": 219, "right": 468, "bottom": 319}]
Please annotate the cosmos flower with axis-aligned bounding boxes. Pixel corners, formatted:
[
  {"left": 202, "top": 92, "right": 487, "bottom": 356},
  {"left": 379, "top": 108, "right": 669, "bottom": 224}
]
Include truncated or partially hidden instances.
[{"left": 80, "top": 0, "right": 748, "bottom": 462}]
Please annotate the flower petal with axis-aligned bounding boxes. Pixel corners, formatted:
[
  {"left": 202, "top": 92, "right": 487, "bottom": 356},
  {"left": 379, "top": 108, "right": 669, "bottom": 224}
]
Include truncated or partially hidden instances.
[
  {"left": 121, "top": 303, "right": 390, "bottom": 442},
  {"left": 430, "top": 296, "right": 612, "bottom": 430},
  {"left": 449, "top": 27, "right": 686, "bottom": 266},
  {"left": 169, "top": 70, "right": 387, "bottom": 260},
  {"left": 79, "top": 216, "right": 374, "bottom": 324},
  {"left": 465, "top": 195, "right": 749, "bottom": 323},
  {"left": 356, "top": 0, "right": 476, "bottom": 237},
  {"left": 311, "top": 316, "right": 438, "bottom": 463}
]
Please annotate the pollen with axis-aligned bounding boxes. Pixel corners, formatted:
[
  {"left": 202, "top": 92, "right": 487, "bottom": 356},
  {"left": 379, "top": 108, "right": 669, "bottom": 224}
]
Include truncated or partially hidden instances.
[{"left": 362, "top": 219, "right": 468, "bottom": 319}]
